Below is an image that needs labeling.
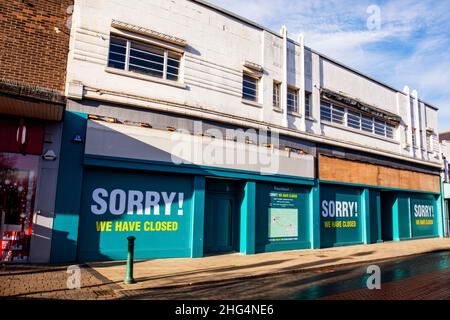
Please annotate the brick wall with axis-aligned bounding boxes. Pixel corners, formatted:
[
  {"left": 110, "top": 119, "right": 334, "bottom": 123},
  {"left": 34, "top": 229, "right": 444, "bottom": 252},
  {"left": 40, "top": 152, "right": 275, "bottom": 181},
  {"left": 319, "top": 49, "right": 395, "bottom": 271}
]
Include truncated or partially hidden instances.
[{"left": 0, "top": 0, "right": 73, "bottom": 93}]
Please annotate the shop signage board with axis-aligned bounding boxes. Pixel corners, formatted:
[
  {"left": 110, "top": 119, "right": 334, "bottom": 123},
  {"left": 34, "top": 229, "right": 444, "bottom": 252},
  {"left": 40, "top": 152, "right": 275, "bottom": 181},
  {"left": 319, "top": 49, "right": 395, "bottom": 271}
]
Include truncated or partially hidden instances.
[
  {"left": 320, "top": 185, "right": 362, "bottom": 248},
  {"left": 77, "top": 168, "right": 194, "bottom": 261}
]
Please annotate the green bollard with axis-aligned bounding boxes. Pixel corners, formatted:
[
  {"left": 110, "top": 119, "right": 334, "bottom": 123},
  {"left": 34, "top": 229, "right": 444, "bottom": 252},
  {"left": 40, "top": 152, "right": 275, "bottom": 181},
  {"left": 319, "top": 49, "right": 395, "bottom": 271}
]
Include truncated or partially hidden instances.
[{"left": 124, "top": 236, "right": 136, "bottom": 284}]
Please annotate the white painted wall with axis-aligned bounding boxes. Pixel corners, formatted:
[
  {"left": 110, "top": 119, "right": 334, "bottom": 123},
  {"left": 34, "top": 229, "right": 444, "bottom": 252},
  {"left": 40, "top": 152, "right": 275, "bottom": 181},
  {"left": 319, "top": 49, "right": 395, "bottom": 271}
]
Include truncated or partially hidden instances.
[{"left": 67, "top": 0, "right": 441, "bottom": 166}]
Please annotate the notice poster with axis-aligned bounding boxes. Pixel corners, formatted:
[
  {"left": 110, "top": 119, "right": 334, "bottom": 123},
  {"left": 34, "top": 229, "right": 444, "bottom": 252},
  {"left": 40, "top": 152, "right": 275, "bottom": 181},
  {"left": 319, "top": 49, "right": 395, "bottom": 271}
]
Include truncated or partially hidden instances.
[{"left": 268, "top": 187, "right": 300, "bottom": 242}]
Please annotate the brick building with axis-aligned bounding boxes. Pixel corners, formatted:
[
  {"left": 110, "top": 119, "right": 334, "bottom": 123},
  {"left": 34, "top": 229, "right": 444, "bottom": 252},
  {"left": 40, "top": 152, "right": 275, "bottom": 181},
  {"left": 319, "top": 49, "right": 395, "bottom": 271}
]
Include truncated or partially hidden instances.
[{"left": 0, "top": 0, "right": 72, "bottom": 262}]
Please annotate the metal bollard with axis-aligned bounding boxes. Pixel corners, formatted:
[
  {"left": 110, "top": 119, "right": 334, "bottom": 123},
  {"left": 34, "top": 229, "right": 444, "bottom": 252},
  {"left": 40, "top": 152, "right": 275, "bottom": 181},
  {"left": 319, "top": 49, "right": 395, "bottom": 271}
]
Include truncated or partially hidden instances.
[{"left": 124, "top": 236, "right": 136, "bottom": 284}]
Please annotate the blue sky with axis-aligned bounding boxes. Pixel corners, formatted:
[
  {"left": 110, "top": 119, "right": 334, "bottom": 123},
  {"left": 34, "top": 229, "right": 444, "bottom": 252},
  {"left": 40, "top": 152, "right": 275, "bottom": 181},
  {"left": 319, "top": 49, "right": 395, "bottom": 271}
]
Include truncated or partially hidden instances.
[{"left": 207, "top": 0, "right": 450, "bottom": 132}]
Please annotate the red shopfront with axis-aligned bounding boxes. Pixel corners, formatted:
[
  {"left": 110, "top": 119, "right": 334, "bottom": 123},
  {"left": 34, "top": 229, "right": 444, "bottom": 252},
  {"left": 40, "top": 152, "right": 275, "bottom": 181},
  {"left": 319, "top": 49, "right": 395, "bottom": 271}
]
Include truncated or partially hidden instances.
[{"left": 0, "top": 116, "right": 44, "bottom": 262}]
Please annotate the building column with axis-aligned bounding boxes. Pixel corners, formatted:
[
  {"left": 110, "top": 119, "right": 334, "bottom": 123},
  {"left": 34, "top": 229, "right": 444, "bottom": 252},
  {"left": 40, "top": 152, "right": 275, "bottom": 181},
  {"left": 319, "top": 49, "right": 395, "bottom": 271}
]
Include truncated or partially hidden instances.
[
  {"left": 403, "top": 86, "right": 414, "bottom": 157},
  {"left": 190, "top": 176, "right": 205, "bottom": 258},
  {"left": 298, "top": 34, "right": 306, "bottom": 132},
  {"left": 411, "top": 90, "right": 422, "bottom": 159},
  {"left": 240, "top": 181, "right": 256, "bottom": 254},
  {"left": 281, "top": 26, "right": 288, "bottom": 128},
  {"left": 50, "top": 111, "right": 88, "bottom": 263}
]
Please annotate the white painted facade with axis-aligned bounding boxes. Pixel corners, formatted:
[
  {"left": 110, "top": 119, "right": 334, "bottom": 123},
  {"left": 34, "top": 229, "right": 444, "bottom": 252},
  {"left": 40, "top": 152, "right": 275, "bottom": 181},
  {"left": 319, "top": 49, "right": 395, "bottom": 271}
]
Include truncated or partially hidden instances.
[{"left": 66, "top": 0, "right": 441, "bottom": 168}]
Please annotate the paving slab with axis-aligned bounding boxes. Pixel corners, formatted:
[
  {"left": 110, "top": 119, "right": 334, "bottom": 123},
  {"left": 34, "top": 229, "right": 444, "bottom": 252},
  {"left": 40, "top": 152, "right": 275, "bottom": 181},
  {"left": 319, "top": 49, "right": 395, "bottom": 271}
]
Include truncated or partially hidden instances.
[
  {"left": 88, "top": 238, "right": 450, "bottom": 293},
  {"left": 0, "top": 264, "right": 121, "bottom": 300}
]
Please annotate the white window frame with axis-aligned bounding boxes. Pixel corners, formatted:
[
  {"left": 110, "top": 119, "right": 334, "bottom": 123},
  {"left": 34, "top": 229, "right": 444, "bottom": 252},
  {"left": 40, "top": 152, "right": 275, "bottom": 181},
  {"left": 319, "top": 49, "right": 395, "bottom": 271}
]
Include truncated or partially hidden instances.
[
  {"left": 107, "top": 35, "right": 182, "bottom": 82},
  {"left": 287, "top": 87, "right": 299, "bottom": 113},
  {"left": 273, "top": 82, "right": 281, "bottom": 109},
  {"left": 242, "top": 73, "right": 259, "bottom": 103},
  {"left": 320, "top": 99, "right": 397, "bottom": 140}
]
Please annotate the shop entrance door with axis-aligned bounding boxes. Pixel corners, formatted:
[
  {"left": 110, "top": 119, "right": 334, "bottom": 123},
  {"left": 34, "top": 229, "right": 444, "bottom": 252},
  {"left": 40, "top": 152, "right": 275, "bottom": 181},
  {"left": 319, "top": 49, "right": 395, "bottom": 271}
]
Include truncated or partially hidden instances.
[
  {"left": 204, "top": 195, "right": 234, "bottom": 254},
  {"left": 203, "top": 179, "right": 240, "bottom": 255},
  {"left": 0, "top": 154, "right": 38, "bottom": 262},
  {"left": 380, "top": 191, "right": 394, "bottom": 242}
]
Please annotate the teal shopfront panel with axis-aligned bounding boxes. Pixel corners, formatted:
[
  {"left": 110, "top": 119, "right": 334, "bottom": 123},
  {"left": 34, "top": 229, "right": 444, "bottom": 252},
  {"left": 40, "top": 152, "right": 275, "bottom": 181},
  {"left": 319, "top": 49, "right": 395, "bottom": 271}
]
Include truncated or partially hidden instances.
[
  {"left": 320, "top": 185, "right": 362, "bottom": 248},
  {"left": 410, "top": 195, "right": 438, "bottom": 238},
  {"left": 396, "top": 193, "right": 411, "bottom": 240},
  {"left": 77, "top": 168, "right": 194, "bottom": 261},
  {"left": 255, "top": 183, "right": 310, "bottom": 253}
]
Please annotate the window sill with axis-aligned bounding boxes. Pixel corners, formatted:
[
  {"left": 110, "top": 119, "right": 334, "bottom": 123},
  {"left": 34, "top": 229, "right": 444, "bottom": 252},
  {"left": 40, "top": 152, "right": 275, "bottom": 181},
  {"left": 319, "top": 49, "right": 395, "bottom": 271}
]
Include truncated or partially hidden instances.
[
  {"left": 321, "top": 120, "right": 400, "bottom": 144},
  {"left": 288, "top": 111, "right": 302, "bottom": 119},
  {"left": 105, "top": 67, "right": 187, "bottom": 89},
  {"left": 241, "top": 99, "right": 263, "bottom": 108},
  {"left": 273, "top": 107, "right": 283, "bottom": 113},
  {"left": 305, "top": 116, "right": 317, "bottom": 122}
]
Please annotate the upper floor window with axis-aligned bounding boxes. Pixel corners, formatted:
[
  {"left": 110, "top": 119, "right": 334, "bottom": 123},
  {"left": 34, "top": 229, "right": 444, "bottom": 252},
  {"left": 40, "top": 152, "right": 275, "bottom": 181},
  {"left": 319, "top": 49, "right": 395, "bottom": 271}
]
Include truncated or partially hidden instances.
[
  {"left": 287, "top": 87, "right": 299, "bottom": 113},
  {"left": 305, "top": 93, "right": 312, "bottom": 118},
  {"left": 321, "top": 100, "right": 396, "bottom": 139},
  {"left": 243, "top": 74, "right": 258, "bottom": 102},
  {"left": 320, "top": 101, "right": 344, "bottom": 125},
  {"left": 273, "top": 82, "right": 281, "bottom": 109},
  {"left": 108, "top": 35, "right": 181, "bottom": 81},
  {"left": 412, "top": 129, "right": 417, "bottom": 148}
]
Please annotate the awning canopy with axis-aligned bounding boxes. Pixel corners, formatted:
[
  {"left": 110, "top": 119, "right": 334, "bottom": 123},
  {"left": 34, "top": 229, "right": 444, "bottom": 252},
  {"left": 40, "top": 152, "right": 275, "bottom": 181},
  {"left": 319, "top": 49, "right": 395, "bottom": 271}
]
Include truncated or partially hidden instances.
[
  {"left": 321, "top": 88, "right": 402, "bottom": 124},
  {"left": 0, "top": 80, "right": 65, "bottom": 121}
]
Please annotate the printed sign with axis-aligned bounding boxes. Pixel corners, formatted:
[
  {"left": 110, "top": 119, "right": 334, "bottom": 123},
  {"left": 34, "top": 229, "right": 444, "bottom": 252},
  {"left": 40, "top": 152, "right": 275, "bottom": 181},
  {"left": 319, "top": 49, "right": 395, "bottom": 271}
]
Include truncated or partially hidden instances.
[
  {"left": 78, "top": 169, "right": 193, "bottom": 261},
  {"left": 410, "top": 197, "right": 437, "bottom": 238},
  {"left": 320, "top": 186, "right": 362, "bottom": 248},
  {"left": 268, "top": 187, "right": 300, "bottom": 241}
]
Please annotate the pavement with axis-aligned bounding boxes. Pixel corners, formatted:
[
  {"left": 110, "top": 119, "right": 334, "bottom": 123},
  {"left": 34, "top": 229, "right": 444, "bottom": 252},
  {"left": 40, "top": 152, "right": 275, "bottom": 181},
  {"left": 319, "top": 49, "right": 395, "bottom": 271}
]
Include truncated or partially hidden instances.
[
  {"left": 0, "top": 264, "right": 122, "bottom": 300},
  {"left": 1, "top": 238, "right": 450, "bottom": 299},
  {"left": 89, "top": 238, "right": 450, "bottom": 295}
]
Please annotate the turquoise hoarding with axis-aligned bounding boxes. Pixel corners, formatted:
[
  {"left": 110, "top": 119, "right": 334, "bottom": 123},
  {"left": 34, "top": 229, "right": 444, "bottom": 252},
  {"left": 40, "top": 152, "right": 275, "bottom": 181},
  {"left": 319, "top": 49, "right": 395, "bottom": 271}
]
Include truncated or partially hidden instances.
[
  {"left": 320, "top": 185, "right": 362, "bottom": 248},
  {"left": 77, "top": 168, "right": 194, "bottom": 261},
  {"left": 255, "top": 183, "right": 310, "bottom": 253}
]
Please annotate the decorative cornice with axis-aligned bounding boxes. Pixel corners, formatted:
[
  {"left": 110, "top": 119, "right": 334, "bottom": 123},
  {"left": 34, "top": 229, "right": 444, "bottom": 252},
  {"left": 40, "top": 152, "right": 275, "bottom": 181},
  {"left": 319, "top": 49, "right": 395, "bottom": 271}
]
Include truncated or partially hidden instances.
[
  {"left": 111, "top": 19, "right": 187, "bottom": 47},
  {"left": 242, "top": 61, "right": 263, "bottom": 73}
]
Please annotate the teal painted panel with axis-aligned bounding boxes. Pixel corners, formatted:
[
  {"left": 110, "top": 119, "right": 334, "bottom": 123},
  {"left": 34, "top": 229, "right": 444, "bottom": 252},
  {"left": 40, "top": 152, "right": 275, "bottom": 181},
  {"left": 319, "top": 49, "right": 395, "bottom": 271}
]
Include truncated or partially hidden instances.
[
  {"left": 410, "top": 195, "right": 438, "bottom": 238},
  {"left": 320, "top": 185, "right": 362, "bottom": 248},
  {"left": 51, "top": 112, "right": 87, "bottom": 263},
  {"left": 396, "top": 193, "right": 411, "bottom": 240},
  {"left": 255, "top": 183, "right": 310, "bottom": 253},
  {"left": 204, "top": 196, "right": 233, "bottom": 253},
  {"left": 77, "top": 168, "right": 194, "bottom": 261},
  {"left": 240, "top": 181, "right": 256, "bottom": 254},
  {"left": 369, "top": 190, "right": 381, "bottom": 243}
]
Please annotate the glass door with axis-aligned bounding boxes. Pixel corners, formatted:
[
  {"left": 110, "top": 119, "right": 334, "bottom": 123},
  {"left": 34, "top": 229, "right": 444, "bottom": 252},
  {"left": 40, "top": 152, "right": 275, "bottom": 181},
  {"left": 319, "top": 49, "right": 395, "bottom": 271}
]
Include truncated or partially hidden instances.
[{"left": 0, "top": 153, "right": 38, "bottom": 262}]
